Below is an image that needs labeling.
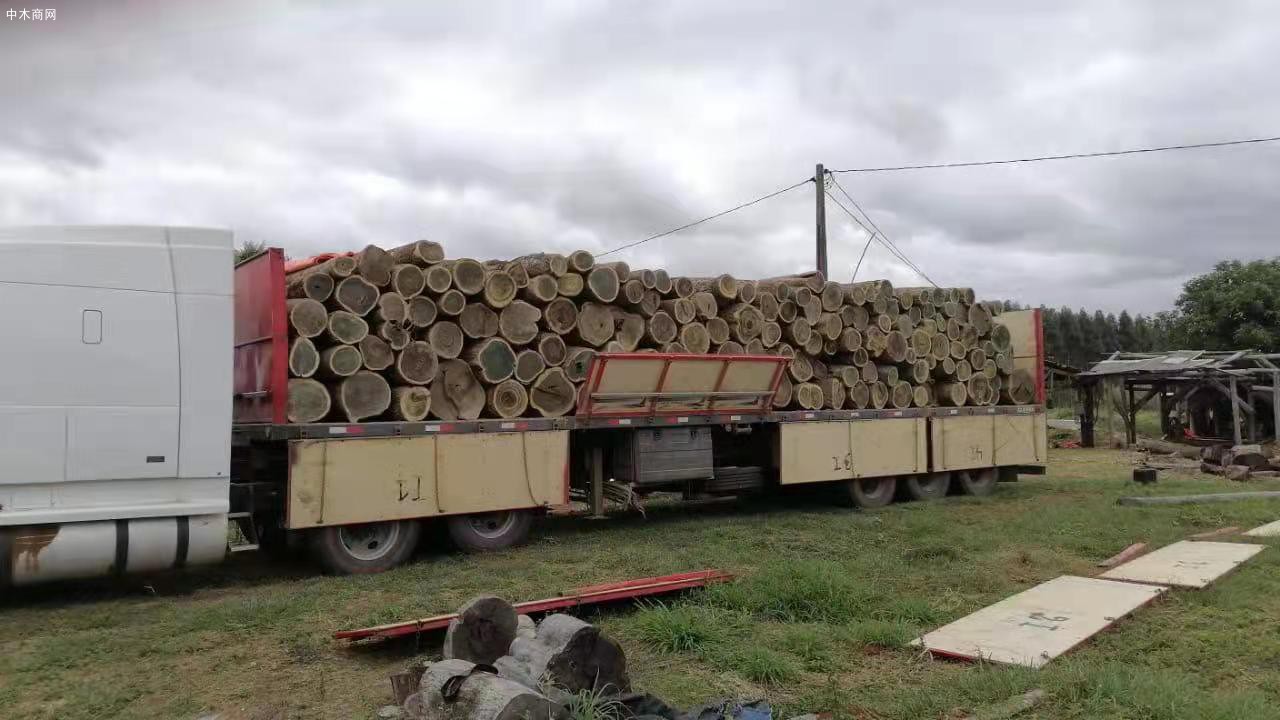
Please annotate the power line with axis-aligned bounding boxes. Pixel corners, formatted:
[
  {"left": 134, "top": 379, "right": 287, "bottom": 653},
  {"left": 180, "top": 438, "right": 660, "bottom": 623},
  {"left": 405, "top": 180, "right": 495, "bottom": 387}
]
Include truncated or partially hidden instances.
[
  {"left": 830, "top": 134, "right": 1280, "bottom": 174},
  {"left": 598, "top": 177, "right": 812, "bottom": 257},
  {"left": 825, "top": 177, "right": 939, "bottom": 287}
]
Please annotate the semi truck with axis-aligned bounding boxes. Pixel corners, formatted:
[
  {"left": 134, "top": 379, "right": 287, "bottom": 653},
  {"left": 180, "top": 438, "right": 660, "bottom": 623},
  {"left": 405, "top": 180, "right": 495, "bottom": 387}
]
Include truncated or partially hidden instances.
[{"left": 0, "top": 226, "right": 1047, "bottom": 586}]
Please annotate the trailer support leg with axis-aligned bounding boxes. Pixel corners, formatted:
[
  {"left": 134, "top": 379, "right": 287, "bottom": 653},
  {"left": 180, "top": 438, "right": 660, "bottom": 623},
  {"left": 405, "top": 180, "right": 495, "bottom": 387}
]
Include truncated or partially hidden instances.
[{"left": 590, "top": 444, "right": 606, "bottom": 519}]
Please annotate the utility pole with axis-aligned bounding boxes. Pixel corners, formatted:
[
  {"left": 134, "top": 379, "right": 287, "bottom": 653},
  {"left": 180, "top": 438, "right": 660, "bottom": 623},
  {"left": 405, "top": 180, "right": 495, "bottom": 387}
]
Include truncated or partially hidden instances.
[{"left": 814, "top": 163, "right": 828, "bottom": 277}]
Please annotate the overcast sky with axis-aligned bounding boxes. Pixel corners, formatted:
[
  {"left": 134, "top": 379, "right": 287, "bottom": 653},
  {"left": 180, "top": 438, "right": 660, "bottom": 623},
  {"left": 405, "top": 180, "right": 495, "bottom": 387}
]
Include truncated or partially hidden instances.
[{"left": 2, "top": 1, "right": 1276, "bottom": 314}]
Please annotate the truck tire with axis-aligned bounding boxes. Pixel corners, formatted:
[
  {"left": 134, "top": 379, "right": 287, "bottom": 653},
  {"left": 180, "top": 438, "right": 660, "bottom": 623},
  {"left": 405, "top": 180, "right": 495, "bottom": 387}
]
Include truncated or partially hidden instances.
[
  {"left": 955, "top": 468, "right": 998, "bottom": 497},
  {"left": 311, "top": 520, "right": 421, "bottom": 575},
  {"left": 902, "top": 472, "right": 951, "bottom": 501},
  {"left": 447, "top": 510, "right": 533, "bottom": 552},
  {"left": 840, "top": 477, "right": 897, "bottom": 509}
]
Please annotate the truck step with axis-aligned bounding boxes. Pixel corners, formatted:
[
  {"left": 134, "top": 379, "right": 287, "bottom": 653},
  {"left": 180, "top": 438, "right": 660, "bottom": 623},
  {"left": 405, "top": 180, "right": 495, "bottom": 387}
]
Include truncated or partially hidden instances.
[{"left": 229, "top": 542, "right": 260, "bottom": 553}]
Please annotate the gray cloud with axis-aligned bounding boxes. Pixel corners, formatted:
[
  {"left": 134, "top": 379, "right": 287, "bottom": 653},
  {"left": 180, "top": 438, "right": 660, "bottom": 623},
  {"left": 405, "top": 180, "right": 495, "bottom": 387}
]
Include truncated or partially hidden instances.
[{"left": 2, "top": 0, "right": 1278, "bottom": 314}]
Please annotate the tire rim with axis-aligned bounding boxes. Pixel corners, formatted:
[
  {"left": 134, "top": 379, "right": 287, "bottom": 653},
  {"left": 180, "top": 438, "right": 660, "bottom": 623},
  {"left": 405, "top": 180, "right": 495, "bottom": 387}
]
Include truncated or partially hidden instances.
[
  {"left": 338, "top": 522, "right": 400, "bottom": 561},
  {"left": 918, "top": 473, "right": 949, "bottom": 496},
  {"left": 468, "top": 512, "right": 517, "bottom": 539},
  {"left": 861, "top": 478, "right": 893, "bottom": 500}
]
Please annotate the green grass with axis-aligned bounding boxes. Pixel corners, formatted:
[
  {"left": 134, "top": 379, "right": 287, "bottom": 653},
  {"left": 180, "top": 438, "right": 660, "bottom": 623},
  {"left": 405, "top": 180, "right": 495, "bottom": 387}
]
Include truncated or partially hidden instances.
[{"left": 3, "top": 449, "right": 1280, "bottom": 719}]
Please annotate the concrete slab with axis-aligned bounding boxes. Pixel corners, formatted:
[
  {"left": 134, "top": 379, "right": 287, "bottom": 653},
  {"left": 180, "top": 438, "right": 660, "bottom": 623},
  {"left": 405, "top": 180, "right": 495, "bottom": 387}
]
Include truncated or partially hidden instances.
[
  {"left": 914, "top": 575, "right": 1166, "bottom": 668},
  {"left": 1100, "top": 540, "right": 1264, "bottom": 588},
  {"left": 1244, "top": 520, "right": 1280, "bottom": 537}
]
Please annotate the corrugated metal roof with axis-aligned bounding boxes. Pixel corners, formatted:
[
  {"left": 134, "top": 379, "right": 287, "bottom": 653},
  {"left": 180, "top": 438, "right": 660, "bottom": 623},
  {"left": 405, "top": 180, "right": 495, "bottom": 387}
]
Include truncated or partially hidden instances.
[{"left": 1081, "top": 350, "right": 1220, "bottom": 376}]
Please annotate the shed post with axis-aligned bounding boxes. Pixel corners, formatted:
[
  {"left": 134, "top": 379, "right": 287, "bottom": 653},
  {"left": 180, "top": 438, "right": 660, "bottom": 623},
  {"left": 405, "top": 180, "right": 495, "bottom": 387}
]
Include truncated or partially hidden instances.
[
  {"left": 1080, "top": 380, "right": 1096, "bottom": 448},
  {"left": 589, "top": 444, "right": 605, "bottom": 519},
  {"left": 1158, "top": 383, "right": 1170, "bottom": 437},
  {"left": 814, "top": 164, "right": 828, "bottom": 278},
  {"left": 1274, "top": 371, "right": 1280, "bottom": 441},
  {"left": 1230, "top": 377, "right": 1243, "bottom": 446},
  {"left": 1126, "top": 384, "right": 1137, "bottom": 446}
]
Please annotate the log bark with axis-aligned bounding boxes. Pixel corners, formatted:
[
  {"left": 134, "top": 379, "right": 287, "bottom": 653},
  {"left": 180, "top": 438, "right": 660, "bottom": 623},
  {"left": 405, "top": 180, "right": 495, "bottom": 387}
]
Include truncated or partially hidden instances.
[
  {"left": 287, "top": 378, "right": 331, "bottom": 423},
  {"left": 288, "top": 337, "right": 320, "bottom": 378},
  {"left": 483, "top": 271, "right": 517, "bottom": 308},
  {"left": 537, "top": 333, "right": 567, "bottom": 366},
  {"left": 430, "top": 359, "right": 486, "bottom": 420},
  {"left": 287, "top": 272, "right": 334, "bottom": 303},
  {"left": 692, "top": 275, "right": 738, "bottom": 304},
  {"left": 487, "top": 379, "right": 530, "bottom": 419},
  {"left": 287, "top": 298, "right": 328, "bottom": 338},
  {"left": 390, "top": 264, "right": 426, "bottom": 299},
  {"left": 355, "top": 244, "right": 394, "bottom": 287},
  {"left": 357, "top": 335, "right": 394, "bottom": 372},
  {"left": 585, "top": 267, "right": 620, "bottom": 303},
  {"left": 495, "top": 614, "right": 629, "bottom": 695},
  {"left": 629, "top": 269, "right": 657, "bottom": 289},
  {"left": 529, "top": 368, "right": 576, "bottom": 417},
  {"left": 541, "top": 297, "right": 578, "bottom": 335},
  {"left": 514, "top": 349, "right": 546, "bottom": 384},
  {"left": 460, "top": 303, "right": 500, "bottom": 339},
  {"left": 406, "top": 296, "right": 438, "bottom": 328},
  {"left": 390, "top": 386, "right": 431, "bottom": 421},
  {"left": 522, "top": 275, "right": 559, "bottom": 304},
  {"left": 388, "top": 240, "right": 445, "bottom": 266},
  {"left": 427, "top": 321, "right": 465, "bottom": 359},
  {"left": 464, "top": 338, "right": 517, "bottom": 384},
  {"left": 375, "top": 292, "right": 408, "bottom": 326},
  {"left": 394, "top": 341, "right": 440, "bottom": 385},
  {"left": 568, "top": 302, "right": 615, "bottom": 347},
  {"left": 436, "top": 289, "right": 467, "bottom": 317},
  {"left": 414, "top": 658, "right": 565, "bottom": 720},
  {"left": 556, "top": 272, "right": 584, "bottom": 298},
  {"left": 424, "top": 265, "right": 454, "bottom": 294},
  {"left": 324, "top": 310, "right": 369, "bottom": 345},
  {"left": 336, "top": 370, "right": 392, "bottom": 422},
  {"left": 514, "top": 253, "right": 569, "bottom": 278},
  {"left": 496, "top": 299, "right": 542, "bottom": 345}
]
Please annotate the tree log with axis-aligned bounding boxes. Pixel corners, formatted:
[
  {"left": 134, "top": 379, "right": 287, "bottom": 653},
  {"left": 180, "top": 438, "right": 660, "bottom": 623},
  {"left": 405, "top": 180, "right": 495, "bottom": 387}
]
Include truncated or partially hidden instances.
[
  {"left": 514, "top": 349, "right": 547, "bottom": 384},
  {"left": 394, "top": 341, "right": 440, "bottom": 385},
  {"left": 761, "top": 322, "right": 783, "bottom": 348},
  {"left": 289, "top": 254, "right": 355, "bottom": 282},
  {"left": 286, "top": 378, "right": 331, "bottom": 423},
  {"left": 819, "top": 377, "right": 846, "bottom": 409},
  {"left": 390, "top": 386, "right": 431, "bottom": 421},
  {"left": 495, "top": 301, "right": 541, "bottom": 346},
  {"left": 537, "top": 333, "right": 567, "bottom": 366},
  {"left": 522, "top": 275, "right": 559, "bottom": 304},
  {"left": 464, "top": 338, "right": 517, "bottom": 384},
  {"left": 425, "top": 265, "right": 454, "bottom": 294},
  {"left": 784, "top": 318, "right": 811, "bottom": 346},
  {"left": 788, "top": 353, "right": 813, "bottom": 382},
  {"left": 706, "top": 317, "right": 730, "bottom": 345},
  {"left": 324, "top": 310, "right": 369, "bottom": 345},
  {"left": 483, "top": 271, "right": 517, "bottom": 308},
  {"left": 413, "top": 658, "right": 565, "bottom": 720},
  {"left": 427, "top": 321, "right": 464, "bottom": 360},
  {"left": 541, "top": 297, "right": 578, "bottom": 335},
  {"left": 331, "top": 273, "right": 381, "bottom": 315},
  {"left": 586, "top": 267, "right": 620, "bottom": 303},
  {"left": 653, "top": 269, "right": 673, "bottom": 295},
  {"left": 447, "top": 259, "right": 487, "bottom": 296},
  {"left": 288, "top": 337, "right": 320, "bottom": 378},
  {"left": 715, "top": 341, "right": 745, "bottom": 355},
  {"left": 1001, "top": 368, "right": 1035, "bottom": 405},
  {"left": 529, "top": 368, "right": 576, "bottom": 417},
  {"left": 376, "top": 320, "right": 410, "bottom": 350},
  {"left": 355, "top": 244, "right": 394, "bottom": 287},
  {"left": 795, "top": 382, "right": 823, "bottom": 410},
  {"left": 556, "top": 273, "right": 584, "bottom": 298},
  {"left": 483, "top": 379, "right": 529, "bottom": 419},
  {"left": 818, "top": 312, "right": 842, "bottom": 341},
  {"left": 620, "top": 279, "right": 646, "bottom": 306},
  {"left": 777, "top": 300, "right": 798, "bottom": 323},
  {"left": 391, "top": 264, "right": 426, "bottom": 299},
  {"left": 568, "top": 302, "right": 615, "bottom": 348},
  {"left": 597, "top": 261, "right": 631, "bottom": 282},
  {"left": 674, "top": 322, "right": 710, "bottom": 355},
  {"left": 437, "top": 289, "right": 467, "bottom": 317},
  {"left": 460, "top": 303, "right": 500, "bottom": 339},
  {"left": 671, "top": 277, "right": 694, "bottom": 298},
  {"left": 690, "top": 292, "right": 718, "bottom": 320},
  {"left": 567, "top": 250, "right": 595, "bottom": 273},
  {"left": 848, "top": 381, "right": 870, "bottom": 409},
  {"left": 375, "top": 292, "right": 408, "bottom": 326},
  {"left": 430, "top": 359, "right": 485, "bottom": 420},
  {"left": 388, "top": 240, "right": 445, "bottom": 266},
  {"left": 772, "top": 374, "right": 794, "bottom": 408},
  {"left": 358, "top": 335, "right": 394, "bottom": 372},
  {"left": 608, "top": 307, "right": 645, "bottom": 351},
  {"left": 406, "top": 296, "right": 438, "bottom": 328},
  {"left": 756, "top": 291, "right": 779, "bottom": 322},
  {"left": 912, "top": 384, "right": 930, "bottom": 408},
  {"left": 514, "top": 253, "right": 569, "bottom": 278},
  {"left": 287, "top": 298, "right": 328, "bottom": 338},
  {"left": 693, "top": 275, "right": 738, "bottom": 304},
  {"left": 628, "top": 269, "right": 657, "bottom": 289},
  {"left": 336, "top": 371, "right": 391, "bottom": 422},
  {"left": 889, "top": 381, "right": 913, "bottom": 409},
  {"left": 287, "top": 272, "right": 334, "bottom": 303},
  {"left": 495, "top": 613, "right": 629, "bottom": 695},
  {"left": 661, "top": 298, "right": 696, "bottom": 325},
  {"left": 644, "top": 311, "right": 678, "bottom": 346},
  {"left": 737, "top": 280, "right": 758, "bottom": 305},
  {"left": 563, "top": 347, "right": 597, "bottom": 382}
]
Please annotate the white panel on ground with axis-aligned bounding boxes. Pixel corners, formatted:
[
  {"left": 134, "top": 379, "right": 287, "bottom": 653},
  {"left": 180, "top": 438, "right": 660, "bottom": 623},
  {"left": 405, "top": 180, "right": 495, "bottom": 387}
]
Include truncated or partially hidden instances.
[
  {"left": 1100, "top": 540, "right": 1265, "bottom": 588},
  {"left": 1244, "top": 520, "right": 1280, "bottom": 538},
  {"left": 913, "top": 576, "right": 1165, "bottom": 669}
]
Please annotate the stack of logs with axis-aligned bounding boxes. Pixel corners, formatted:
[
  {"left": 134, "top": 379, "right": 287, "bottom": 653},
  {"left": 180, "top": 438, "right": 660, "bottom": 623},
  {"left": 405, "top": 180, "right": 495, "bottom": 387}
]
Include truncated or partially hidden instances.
[{"left": 283, "top": 240, "right": 1034, "bottom": 423}]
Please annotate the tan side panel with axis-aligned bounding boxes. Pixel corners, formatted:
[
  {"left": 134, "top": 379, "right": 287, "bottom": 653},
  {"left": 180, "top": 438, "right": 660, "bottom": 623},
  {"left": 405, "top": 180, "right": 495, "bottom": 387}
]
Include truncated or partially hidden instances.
[
  {"left": 931, "top": 415, "right": 996, "bottom": 471},
  {"left": 779, "top": 422, "right": 853, "bottom": 485},
  {"left": 995, "top": 310, "right": 1037, "bottom": 359},
  {"left": 287, "top": 431, "right": 568, "bottom": 528},
  {"left": 850, "top": 418, "right": 927, "bottom": 478},
  {"left": 994, "top": 413, "right": 1046, "bottom": 465}
]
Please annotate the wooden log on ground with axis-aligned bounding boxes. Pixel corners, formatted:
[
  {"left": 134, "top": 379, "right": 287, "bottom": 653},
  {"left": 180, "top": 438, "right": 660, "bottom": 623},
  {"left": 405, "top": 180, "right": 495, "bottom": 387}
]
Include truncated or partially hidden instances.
[
  {"left": 413, "top": 658, "right": 564, "bottom": 720},
  {"left": 498, "top": 301, "right": 542, "bottom": 345},
  {"left": 542, "top": 297, "right": 578, "bottom": 335},
  {"left": 287, "top": 298, "right": 328, "bottom": 338},
  {"left": 661, "top": 298, "right": 696, "bottom": 325},
  {"left": 427, "top": 321, "right": 464, "bottom": 359},
  {"left": 1118, "top": 491, "right": 1280, "bottom": 506},
  {"left": 487, "top": 379, "right": 530, "bottom": 419},
  {"left": 357, "top": 335, "right": 394, "bottom": 372},
  {"left": 389, "top": 386, "right": 431, "bottom": 421},
  {"left": 388, "top": 240, "right": 445, "bottom": 266},
  {"left": 514, "top": 349, "right": 546, "bottom": 384},
  {"left": 437, "top": 288, "right": 467, "bottom": 317},
  {"left": 336, "top": 370, "right": 391, "bottom": 422},
  {"left": 375, "top": 292, "right": 408, "bottom": 326},
  {"left": 354, "top": 244, "right": 394, "bottom": 287},
  {"left": 464, "top": 338, "right": 517, "bottom": 384},
  {"left": 537, "top": 332, "right": 567, "bottom": 366},
  {"left": 586, "top": 267, "right": 620, "bottom": 303},
  {"left": 406, "top": 295, "right": 438, "bottom": 328},
  {"left": 430, "top": 359, "right": 485, "bottom": 420},
  {"left": 1227, "top": 444, "right": 1270, "bottom": 470},
  {"left": 390, "top": 264, "right": 426, "bottom": 299},
  {"left": 522, "top": 275, "right": 559, "bottom": 304},
  {"left": 424, "top": 264, "right": 454, "bottom": 294},
  {"left": 529, "top": 368, "right": 575, "bottom": 417},
  {"left": 569, "top": 302, "right": 616, "bottom": 348},
  {"left": 557, "top": 273, "right": 584, "bottom": 298},
  {"left": 1137, "top": 438, "right": 1203, "bottom": 459},
  {"left": 483, "top": 271, "right": 518, "bottom": 308},
  {"left": 449, "top": 259, "right": 487, "bottom": 295},
  {"left": 608, "top": 307, "right": 645, "bottom": 351},
  {"left": 287, "top": 272, "right": 334, "bottom": 303},
  {"left": 496, "top": 613, "right": 629, "bottom": 695},
  {"left": 286, "top": 379, "right": 332, "bottom": 423},
  {"left": 460, "top": 303, "right": 500, "bottom": 339},
  {"left": 324, "top": 310, "right": 369, "bottom": 345},
  {"left": 330, "top": 272, "right": 381, "bottom": 316},
  {"left": 288, "top": 337, "right": 320, "bottom": 378},
  {"left": 393, "top": 341, "right": 439, "bottom": 385}
]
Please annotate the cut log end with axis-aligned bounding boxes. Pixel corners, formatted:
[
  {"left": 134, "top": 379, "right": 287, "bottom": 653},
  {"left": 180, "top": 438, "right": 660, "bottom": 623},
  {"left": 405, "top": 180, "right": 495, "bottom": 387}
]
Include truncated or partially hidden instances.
[{"left": 287, "top": 378, "right": 331, "bottom": 423}]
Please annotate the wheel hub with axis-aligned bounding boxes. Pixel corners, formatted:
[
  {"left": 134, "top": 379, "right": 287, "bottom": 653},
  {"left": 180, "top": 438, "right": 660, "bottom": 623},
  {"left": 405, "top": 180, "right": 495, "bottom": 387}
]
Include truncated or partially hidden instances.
[
  {"left": 338, "top": 522, "right": 401, "bottom": 561},
  {"left": 467, "top": 512, "right": 517, "bottom": 539}
]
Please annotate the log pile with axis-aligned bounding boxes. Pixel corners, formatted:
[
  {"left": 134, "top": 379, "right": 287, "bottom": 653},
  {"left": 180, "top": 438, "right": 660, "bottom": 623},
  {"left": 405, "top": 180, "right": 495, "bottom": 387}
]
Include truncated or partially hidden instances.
[{"left": 284, "top": 241, "right": 1028, "bottom": 423}]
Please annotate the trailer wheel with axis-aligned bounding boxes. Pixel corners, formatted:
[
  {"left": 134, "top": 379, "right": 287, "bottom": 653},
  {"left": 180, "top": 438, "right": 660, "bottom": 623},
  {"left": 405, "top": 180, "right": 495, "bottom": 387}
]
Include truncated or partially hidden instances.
[
  {"left": 903, "top": 472, "right": 951, "bottom": 501},
  {"left": 955, "top": 468, "right": 998, "bottom": 497},
  {"left": 447, "top": 510, "right": 533, "bottom": 552},
  {"left": 841, "top": 477, "right": 897, "bottom": 509},
  {"left": 311, "top": 520, "right": 421, "bottom": 575}
]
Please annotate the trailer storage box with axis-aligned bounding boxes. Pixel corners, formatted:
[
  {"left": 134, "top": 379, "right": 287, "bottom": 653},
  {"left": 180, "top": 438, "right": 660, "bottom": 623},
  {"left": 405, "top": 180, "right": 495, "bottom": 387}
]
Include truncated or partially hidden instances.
[{"left": 611, "top": 427, "right": 714, "bottom": 486}]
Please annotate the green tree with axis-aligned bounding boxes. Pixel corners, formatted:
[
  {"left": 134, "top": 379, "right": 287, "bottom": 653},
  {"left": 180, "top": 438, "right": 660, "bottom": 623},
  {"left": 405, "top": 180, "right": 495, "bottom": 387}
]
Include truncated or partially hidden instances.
[
  {"left": 1174, "top": 258, "right": 1280, "bottom": 351},
  {"left": 235, "top": 240, "right": 267, "bottom": 264},
  {"left": 1133, "top": 314, "right": 1152, "bottom": 351},
  {"left": 1102, "top": 311, "right": 1119, "bottom": 352},
  {"left": 1117, "top": 310, "right": 1137, "bottom": 350},
  {"left": 1077, "top": 307, "right": 1098, "bottom": 364}
]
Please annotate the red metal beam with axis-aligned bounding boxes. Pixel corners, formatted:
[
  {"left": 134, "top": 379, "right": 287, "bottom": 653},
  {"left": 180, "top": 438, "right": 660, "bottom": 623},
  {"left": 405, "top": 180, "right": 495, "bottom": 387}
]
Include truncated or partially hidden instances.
[{"left": 334, "top": 569, "right": 733, "bottom": 642}]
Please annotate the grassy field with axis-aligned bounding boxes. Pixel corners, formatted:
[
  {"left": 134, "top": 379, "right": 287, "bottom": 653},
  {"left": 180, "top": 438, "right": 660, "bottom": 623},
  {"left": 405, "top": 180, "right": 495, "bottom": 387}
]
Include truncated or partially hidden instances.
[{"left": 4, "top": 449, "right": 1280, "bottom": 719}]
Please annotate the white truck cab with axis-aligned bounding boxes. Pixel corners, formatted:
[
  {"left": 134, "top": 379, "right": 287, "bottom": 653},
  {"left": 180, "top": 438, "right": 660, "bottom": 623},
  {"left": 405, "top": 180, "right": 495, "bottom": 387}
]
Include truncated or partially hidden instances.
[{"left": 0, "top": 226, "right": 234, "bottom": 585}]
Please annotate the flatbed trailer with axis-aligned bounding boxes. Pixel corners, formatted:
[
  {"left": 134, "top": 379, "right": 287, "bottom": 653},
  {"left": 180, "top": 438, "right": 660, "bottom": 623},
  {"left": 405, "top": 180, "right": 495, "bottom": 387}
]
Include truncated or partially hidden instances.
[{"left": 230, "top": 249, "right": 1047, "bottom": 573}]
